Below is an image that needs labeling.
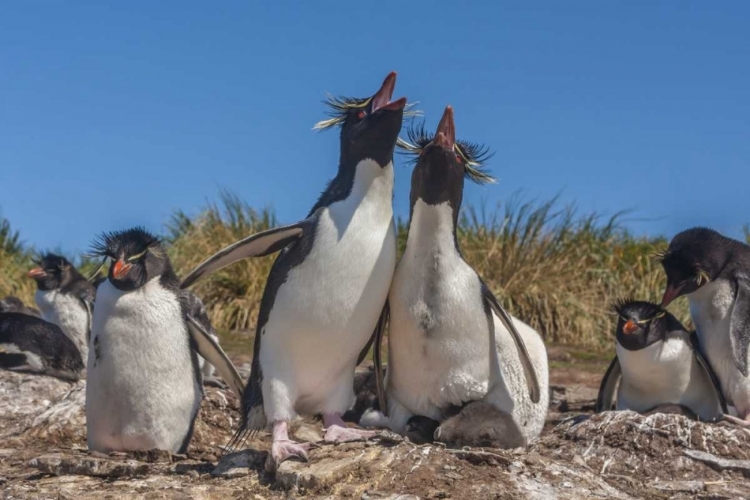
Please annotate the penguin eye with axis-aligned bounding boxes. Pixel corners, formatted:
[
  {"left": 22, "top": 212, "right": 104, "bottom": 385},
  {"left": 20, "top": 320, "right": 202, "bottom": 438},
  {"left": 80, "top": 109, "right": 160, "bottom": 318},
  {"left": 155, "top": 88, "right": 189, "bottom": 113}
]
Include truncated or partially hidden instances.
[
  {"left": 357, "top": 110, "right": 367, "bottom": 120},
  {"left": 127, "top": 250, "right": 147, "bottom": 262}
]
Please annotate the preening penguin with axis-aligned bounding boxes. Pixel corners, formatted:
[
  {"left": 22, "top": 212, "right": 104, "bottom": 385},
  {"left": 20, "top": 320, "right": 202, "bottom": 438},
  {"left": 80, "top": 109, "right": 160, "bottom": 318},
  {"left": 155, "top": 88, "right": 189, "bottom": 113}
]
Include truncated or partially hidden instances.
[
  {"left": 363, "top": 106, "right": 548, "bottom": 443},
  {"left": 0, "top": 311, "right": 84, "bottom": 380},
  {"left": 659, "top": 227, "right": 750, "bottom": 425},
  {"left": 28, "top": 253, "right": 95, "bottom": 361},
  {"left": 181, "top": 72, "right": 412, "bottom": 468},
  {"left": 596, "top": 299, "right": 726, "bottom": 422},
  {"left": 85, "top": 227, "right": 243, "bottom": 454}
]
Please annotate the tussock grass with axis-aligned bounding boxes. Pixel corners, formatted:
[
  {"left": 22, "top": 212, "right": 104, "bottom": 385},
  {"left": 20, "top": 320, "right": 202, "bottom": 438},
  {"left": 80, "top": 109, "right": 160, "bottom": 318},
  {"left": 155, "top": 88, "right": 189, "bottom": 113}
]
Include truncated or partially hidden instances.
[{"left": 4, "top": 194, "right": 743, "bottom": 350}]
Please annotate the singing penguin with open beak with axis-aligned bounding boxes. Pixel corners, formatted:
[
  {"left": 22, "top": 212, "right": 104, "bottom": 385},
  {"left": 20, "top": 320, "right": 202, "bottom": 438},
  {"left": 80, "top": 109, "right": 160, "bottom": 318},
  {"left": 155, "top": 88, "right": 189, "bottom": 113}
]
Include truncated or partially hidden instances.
[
  {"left": 596, "top": 299, "right": 726, "bottom": 421},
  {"left": 361, "top": 106, "right": 548, "bottom": 443},
  {"left": 85, "top": 227, "right": 243, "bottom": 454},
  {"left": 659, "top": 227, "right": 750, "bottom": 426},
  {"left": 28, "top": 253, "right": 96, "bottom": 361},
  {"left": 180, "top": 72, "right": 413, "bottom": 468}
]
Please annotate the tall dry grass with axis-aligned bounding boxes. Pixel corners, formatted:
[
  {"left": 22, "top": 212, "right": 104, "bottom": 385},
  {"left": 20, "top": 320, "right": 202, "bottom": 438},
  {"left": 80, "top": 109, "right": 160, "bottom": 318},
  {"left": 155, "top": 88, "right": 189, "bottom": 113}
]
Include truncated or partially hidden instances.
[{"left": 3, "top": 194, "right": 741, "bottom": 349}]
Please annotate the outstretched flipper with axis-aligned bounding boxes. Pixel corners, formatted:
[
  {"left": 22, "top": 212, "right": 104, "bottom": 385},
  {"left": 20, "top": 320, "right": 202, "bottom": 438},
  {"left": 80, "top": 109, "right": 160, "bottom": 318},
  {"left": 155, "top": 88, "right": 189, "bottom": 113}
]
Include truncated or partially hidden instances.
[
  {"left": 595, "top": 356, "right": 622, "bottom": 413},
  {"left": 180, "top": 221, "right": 312, "bottom": 289},
  {"left": 480, "top": 282, "right": 541, "bottom": 403},
  {"left": 729, "top": 278, "right": 750, "bottom": 377},
  {"left": 185, "top": 314, "right": 245, "bottom": 400}
]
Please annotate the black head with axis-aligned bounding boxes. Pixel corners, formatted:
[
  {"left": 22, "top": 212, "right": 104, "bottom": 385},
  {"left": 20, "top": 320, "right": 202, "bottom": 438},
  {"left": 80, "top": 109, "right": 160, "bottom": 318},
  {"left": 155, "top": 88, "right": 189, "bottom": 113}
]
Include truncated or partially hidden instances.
[
  {"left": 314, "top": 72, "right": 410, "bottom": 168},
  {"left": 27, "top": 253, "right": 84, "bottom": 291},
  {"left": 399, "top": 106, "right": 494, "bottom": 223},
  {"left": 612, "top": 299, "right": 685, "bottom": 350},
  {"left": 658, "top": 227, "right": 744, "bottom": 306},
  {"left": 90, "top": 227, "right": 176, "bottom": 292}
]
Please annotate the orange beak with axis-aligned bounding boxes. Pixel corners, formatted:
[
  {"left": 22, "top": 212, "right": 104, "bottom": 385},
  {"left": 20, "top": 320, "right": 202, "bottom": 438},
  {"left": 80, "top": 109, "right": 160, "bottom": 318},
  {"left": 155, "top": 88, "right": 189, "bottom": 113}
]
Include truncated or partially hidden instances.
[
  {"left": 27, "top": 267, "right": 46, "bottom": 279},
  {"left": 623, "top": 320, "right": 639, "bottom": 335},
  {"left": 112, "top": 260, "right": 132, "bottom": 280}
]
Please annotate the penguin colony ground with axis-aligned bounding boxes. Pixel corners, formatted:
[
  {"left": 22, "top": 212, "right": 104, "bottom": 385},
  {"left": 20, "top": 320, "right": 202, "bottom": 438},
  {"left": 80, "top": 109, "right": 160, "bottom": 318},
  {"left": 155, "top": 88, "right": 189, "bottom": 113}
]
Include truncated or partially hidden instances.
[{"left": 2, "top": 72, "right": 749, "bottom": 472}]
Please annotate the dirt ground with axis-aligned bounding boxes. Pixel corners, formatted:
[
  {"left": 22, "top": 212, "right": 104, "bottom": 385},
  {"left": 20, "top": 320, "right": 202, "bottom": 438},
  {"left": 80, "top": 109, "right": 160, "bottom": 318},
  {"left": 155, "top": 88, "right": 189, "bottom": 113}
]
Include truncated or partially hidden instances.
[{"left": 1, "top": 345, "right": 749, "bottom": 500}]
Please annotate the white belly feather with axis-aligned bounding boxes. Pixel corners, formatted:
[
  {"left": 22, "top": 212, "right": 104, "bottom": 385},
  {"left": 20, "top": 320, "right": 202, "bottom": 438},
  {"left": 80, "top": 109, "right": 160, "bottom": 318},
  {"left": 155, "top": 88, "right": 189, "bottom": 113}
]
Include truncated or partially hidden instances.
[
  {"left": 384, "top": 200, "right": 548, "bottom": 440},
  {"left": 86, "top": 278, "right": 201, "bottom": 453},
  {"left": 690, "top": 280, "right": 750, "bottom": 416},
  {"left": 35, "top": 289, "right": 89, "bottom": 360},
  {"left": 260, "top": 159, "right": 397, "bottom": 421}
]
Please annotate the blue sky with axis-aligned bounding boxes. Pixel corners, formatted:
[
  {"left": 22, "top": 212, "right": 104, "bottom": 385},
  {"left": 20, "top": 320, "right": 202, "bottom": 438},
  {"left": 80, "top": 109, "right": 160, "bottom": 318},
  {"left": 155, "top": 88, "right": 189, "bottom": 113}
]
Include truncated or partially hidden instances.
[{"left": 1, "top": 2, "right": 748, "bottom": 254}]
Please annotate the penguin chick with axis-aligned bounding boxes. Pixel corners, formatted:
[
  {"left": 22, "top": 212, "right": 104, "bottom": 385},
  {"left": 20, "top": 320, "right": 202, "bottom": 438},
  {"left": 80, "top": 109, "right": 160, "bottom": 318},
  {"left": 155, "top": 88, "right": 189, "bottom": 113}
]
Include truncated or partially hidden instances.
[
  {"left": 434, "top": 401, "right": 528, "bottom": 449},
  {"left": 596, "top": 299, "right": 726, "bottom": 422},
  {"left": 659, "top": 227, "right": 750, "bottom": 425}
]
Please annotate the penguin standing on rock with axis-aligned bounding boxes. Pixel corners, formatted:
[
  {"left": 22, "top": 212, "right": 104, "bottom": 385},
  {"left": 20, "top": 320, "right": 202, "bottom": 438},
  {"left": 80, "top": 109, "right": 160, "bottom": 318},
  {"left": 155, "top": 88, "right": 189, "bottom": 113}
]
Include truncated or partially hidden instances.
[
  {"left": 596, "top": 299, "right": 726, "bottom": 421},
  {"left": 181, "top": 72, "right": 412, "bottom": 468},
  {"left": 361, "top": 106, "right": 548, "bottom": 443},
  {"left": 85, "top": 227, "right": 243, "bottom": 454},
  {"left": 659, "top": 227, "right": 750, "bottom": 426},
  {"left": 28, "top": 254, "right": 95, "bottom": 361}
]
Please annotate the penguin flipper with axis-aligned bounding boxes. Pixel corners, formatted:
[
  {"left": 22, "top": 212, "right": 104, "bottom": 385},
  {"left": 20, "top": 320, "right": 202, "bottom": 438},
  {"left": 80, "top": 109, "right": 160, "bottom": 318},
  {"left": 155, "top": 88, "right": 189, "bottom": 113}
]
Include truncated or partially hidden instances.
[
  {"left": 368, "top": 302, "right": 389, "bottom": 416},
  {"left": 480, "top": 282, "right": 541, "bottom": 404},
  {"left": 690, "top": 332, "right": 729, "bottom": 414},
  {"left": 180, "top": 221, "right": 311, "bottom": 289},
  {"left": 595, "top": 356, "right": 621, "bottom": 413},
  {"left": 729, "top": 278, "right": 750, "bottom": 377},
  {"left": 185, "top": 314, "right": 245, "bottom": 400}
]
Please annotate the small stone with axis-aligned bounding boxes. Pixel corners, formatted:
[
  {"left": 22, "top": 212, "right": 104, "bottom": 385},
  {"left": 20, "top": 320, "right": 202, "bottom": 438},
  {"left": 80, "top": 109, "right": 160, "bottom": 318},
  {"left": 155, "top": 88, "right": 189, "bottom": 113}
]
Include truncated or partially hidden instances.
[{"left": 211, "top": 449, "right": 266, "bottom": 478}]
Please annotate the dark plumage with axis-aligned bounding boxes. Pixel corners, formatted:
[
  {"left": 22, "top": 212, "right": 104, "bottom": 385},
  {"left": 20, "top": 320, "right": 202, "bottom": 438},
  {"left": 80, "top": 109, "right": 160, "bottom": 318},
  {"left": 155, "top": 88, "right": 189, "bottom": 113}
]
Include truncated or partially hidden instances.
[
  {"left": 0, "top": 296, "right": 40, "bottom": 317},
  {"left": 28, "top": 253, "right": 96, "bottom": 304},
  {"left": 0, "top": 312, "right": 84, "bottom": 380}
]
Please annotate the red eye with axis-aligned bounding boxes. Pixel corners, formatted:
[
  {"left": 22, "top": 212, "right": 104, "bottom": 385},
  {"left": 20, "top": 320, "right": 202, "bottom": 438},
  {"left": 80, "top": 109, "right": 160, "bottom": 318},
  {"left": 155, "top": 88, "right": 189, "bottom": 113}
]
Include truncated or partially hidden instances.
[
  {"left": 357, "top": 110, "right": 366, "bottom": 119},
  {"left": 456, "top": 154, "right": 463, "bottom": 163}
]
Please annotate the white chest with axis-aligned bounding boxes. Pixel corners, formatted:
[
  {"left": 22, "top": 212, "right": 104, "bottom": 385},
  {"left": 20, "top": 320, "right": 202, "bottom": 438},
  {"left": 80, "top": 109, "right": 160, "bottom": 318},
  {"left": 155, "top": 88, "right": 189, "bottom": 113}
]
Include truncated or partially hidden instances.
[
  {"left": 387, "top": 201, "right": 490, "bottom": 415},
  {"left": 35, "top": 289, "right": 89, "bottom": 357},
  {"left": 86, "top": 278, "right": 201, "bottom": 453},
  {"left": 690, "top": 280, "right": 750, "bottom": 411},
  {"left": 259, "top": 160, "right": 396, "bottom": 407}
]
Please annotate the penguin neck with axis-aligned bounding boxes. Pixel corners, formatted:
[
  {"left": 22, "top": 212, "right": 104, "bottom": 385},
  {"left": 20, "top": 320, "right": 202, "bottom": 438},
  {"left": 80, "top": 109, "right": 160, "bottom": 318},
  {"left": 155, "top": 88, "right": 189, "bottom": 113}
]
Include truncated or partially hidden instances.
[
  {"left": 405, "top": 199, "right": 460, "bottom": 257},
  {"left": 311, "top": 157, "right": 394, "bottom": 218}
]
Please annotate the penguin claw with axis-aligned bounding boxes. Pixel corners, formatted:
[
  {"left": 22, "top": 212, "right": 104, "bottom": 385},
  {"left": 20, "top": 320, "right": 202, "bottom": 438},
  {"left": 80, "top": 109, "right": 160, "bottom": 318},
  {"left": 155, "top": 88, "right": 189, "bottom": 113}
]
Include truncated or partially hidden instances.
[
  {"left": 323, "top": 425, "right": 378, "bottom": 444},
  {"left": 267, "top": 440, "right": 311, "bottom": 471}
]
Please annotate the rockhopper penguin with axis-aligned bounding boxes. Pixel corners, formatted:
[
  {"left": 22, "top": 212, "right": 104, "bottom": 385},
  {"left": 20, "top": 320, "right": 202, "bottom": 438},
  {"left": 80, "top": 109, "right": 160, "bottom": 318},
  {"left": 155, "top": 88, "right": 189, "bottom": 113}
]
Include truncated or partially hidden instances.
[
  {"left": 596, "top": 299, "right": 726, "bottom": 422},
  {"left": 28, "top": 253, "right": 95, "bottom": 361},
  {"left": 361, "top": 106, "right": 549, "bottom": 443},
  {"left": 659, "top": 227, "right": 750, "bottom": 425},
  {"left": 85, "top": 227, "right": 243, "bottom": 454},
  {"left": 180, "top": 72, "right": 413, "bottom": 468}
]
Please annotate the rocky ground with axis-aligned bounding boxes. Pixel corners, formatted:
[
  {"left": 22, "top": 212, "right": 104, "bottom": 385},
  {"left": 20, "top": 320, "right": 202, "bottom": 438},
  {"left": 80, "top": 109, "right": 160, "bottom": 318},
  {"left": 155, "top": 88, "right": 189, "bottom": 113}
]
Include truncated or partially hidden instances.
[{"left": 1, "top": 348, "right": 750, "bottom": 499}]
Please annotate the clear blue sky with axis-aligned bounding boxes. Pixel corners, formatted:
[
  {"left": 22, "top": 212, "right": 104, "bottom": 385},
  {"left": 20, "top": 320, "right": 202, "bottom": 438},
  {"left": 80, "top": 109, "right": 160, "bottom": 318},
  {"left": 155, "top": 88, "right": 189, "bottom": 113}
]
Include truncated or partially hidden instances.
[{"left": 1, "top": 2, "right": 748, "bottom": 254}]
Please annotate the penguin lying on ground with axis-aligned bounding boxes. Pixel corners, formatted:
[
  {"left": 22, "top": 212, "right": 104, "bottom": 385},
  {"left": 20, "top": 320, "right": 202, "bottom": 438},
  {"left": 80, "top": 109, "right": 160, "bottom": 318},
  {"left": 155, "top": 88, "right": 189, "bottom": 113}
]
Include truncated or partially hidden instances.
[
  {"left": 181, "top": 72, "right": 413, "bottom": 469},
  {"left": 596, "top": 299, "right": 726, "bottom": 421},
  {"left": 361, "top": 106, "right": 549, "bottom": 444},
  {"left": 85, "top": 227, "right": 243, "bottom": 454},
  {"left": 0, "top": 311, "right": 84, "bottom": 380},
  {"left": 659, "top": 228, "right": 750, "bottom": 426},
  {"left": 28, "top": 254, "right": 95, "bottom": 361},
  {"left": 0, "top": 296, "right": 41, "bottom": 316}
]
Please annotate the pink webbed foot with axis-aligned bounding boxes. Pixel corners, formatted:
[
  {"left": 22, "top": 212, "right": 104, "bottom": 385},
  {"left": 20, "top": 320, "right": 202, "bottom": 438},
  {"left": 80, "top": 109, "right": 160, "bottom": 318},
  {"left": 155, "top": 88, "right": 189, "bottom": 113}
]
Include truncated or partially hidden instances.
[
  {"left": 723, "top": 414, "right": 750, "bottom": 428},
  {"left": 323, "top": 413, "right": 378, "bottom": 444},
  {"left": 266, "top": 420, "right": 312, "bottom": 471}
]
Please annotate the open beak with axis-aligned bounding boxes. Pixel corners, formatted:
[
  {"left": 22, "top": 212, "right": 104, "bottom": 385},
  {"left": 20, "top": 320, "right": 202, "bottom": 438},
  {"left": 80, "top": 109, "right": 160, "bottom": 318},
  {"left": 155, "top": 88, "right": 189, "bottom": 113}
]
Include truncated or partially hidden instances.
[
  {"left": 371, "top": 71, "right": 407, "bottom": 112},
  {"left": 622, "top": 320, "right": 639, "bottom": 335},
  {"left": 661, "top": 283, "right": 684, "bottom": 307},
  {"left": 27, "top": 267, "right": 46, "bottom": 279},
  {"left": 112, "top": 260, "right": 132, "bottom": 280},
  {"left": 433, "top": 105, "right": 456, "bottom": 150}
]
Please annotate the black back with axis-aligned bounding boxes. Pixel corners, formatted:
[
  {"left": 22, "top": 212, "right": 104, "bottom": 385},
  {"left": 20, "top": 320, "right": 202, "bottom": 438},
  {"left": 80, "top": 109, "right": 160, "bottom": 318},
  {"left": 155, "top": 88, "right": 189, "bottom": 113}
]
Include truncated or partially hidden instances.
[
  {"left": 0, "top": 312, "right": 84, "bottom": 375},
  {"left": 0, "top": 296, "right": 41, "bottom": 317}
]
